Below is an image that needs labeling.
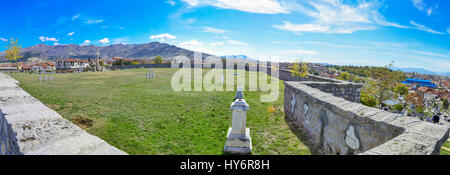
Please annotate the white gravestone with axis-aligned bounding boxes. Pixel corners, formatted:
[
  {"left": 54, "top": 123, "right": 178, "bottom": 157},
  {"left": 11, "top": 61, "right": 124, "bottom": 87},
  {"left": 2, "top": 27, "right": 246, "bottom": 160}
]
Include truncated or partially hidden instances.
[
  {"left": 44, "top": 76, "right": 47, "bottom": 82},
  {"left": 224, "top": 86, "right": 252, "bottom": 154},
  {"left": 39, "top": 76, "right": 42, "bottom": 82},
  {"left": 49, "top": 76, "right": 53, "bottom": 82}
]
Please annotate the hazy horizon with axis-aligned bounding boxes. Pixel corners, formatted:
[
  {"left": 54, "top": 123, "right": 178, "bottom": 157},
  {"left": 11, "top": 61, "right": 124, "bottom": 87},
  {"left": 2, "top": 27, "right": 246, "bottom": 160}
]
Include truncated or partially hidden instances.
[{"left": 1, "top": 0, "right": 449, "bottom": 72}]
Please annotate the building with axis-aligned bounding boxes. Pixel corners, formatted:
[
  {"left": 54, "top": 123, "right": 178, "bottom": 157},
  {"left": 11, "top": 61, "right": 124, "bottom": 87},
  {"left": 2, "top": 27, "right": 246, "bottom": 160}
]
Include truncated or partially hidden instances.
[
  {"left": 0, "top": 63, "right": 18, "bottom": 72},
  {"left": 402, "top": 78, "right": 437, "bottom": 88},
  {"left": 56, "top": 59, "right": 90, "bottom": 70},
  {"left": 31, "top": 62, "right": 55, "bottom": 72}
]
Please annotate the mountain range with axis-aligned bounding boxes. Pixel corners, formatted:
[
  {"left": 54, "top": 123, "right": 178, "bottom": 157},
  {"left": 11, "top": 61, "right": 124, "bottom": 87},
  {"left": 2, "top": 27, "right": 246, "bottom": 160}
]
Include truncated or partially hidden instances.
[
  {"left": 1, "top": 43, "right": 447, "bottom": 77},
  {"left": 0, "top": 42, "right": 212, "bottom": 62},
  {"left": 391, "top": 67, "right": 450, "bottom": 77}
]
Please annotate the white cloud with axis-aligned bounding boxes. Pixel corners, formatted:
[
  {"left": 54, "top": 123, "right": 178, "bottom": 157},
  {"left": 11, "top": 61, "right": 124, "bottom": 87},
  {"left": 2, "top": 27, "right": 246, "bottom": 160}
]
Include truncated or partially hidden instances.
[
  {"left": 210, "top": 42, "right": 224, "bottom": 46},
  {"left": 39, "top": 36, "right": 58, "bottom": 42},
  {"left": 150, "top": 33, "right": 176, "bottom": 42},
  {"left": 274, "top": 1, "right": 387, "bottom": 34},
  {"left": 82, "top": 40, "right": 91, "bottom": 45},
  {"left": 275, "top": 1, "right": 442, "bottom": 35},
  {"left": 180, "top": 39, "right": 203, "bottom": 47},
  {"left": 410, "top": 50, "right": 450, "bottom": 59},
  {"left": 54, "top": 42, "right": 60, "bottom": 46},
  {"left": 287, "top": 50, "right": 318, "bottom": 55},
  {"left": 86, "top": 19, "right": 104, "bottom": 24},
  {"left": 447, "top": 28, "right": 450, "bottom": 34},
  {"left": 181, "top": 0, "right": 289, "bottom": 14},
  {"left": 72, "top": 13, "right": 80, "bottom": 20},
  {"left": 166, "top": 0, "right": 176, "bottom": 6},
  {"left": 410, "top": 0, "right": 436, "bottom": 16},
  {"left": 202, "top": 27, "right": 230, "bottom": 34},
  {"left": 227, "top": 39, "right": 248, "bottom": 46},
  {"left": 99, "top": 38, "right": 110, "bottom": 44},
  {"left": 410, "top": 21, "right": 444, "bottom": 34},
  {"left": 178, "top": 39, "right": 213, "bottom": 53},
  {"left": 426, "top": 8, "right": 432, "bottom": 16},
  {"left": 113, "top": 38, "right": 128, "bottom": 44},
  {"left": 275, "top": 22, "right": 330, "bottom": 33},
  {"left": 0, "top": 38, "right": 7, "bottom": 42},
  {"left": 68, "top": 32, "right": 75, "bottom": 36},
  {"left": 411, "top": 0, "right": 426, "bottom": 11}
]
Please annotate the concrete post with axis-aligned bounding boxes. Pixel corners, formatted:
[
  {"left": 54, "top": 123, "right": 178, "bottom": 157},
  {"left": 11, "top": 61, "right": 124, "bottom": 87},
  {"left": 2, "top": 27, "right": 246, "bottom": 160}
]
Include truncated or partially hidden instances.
[{"left": 224, "top": 86, "right": 252, "bottom": 154}]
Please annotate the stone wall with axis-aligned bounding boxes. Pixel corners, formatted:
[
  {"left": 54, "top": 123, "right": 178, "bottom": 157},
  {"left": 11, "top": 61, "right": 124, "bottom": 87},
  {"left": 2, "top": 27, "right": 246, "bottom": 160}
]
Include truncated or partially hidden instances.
[
  {"left": 301, "top": 82, "right": 362, "bottom": 103},
  {"left": 0, "top": 73, "right": 127, "bottom": 155},
  {"left": 112, "top": 64, "right": 172, "bottom": 69},
  {"left": 277, "top": 69, "right": 340, "bottom": 83},
  {"left": 274, "top": 69, "right": 363, "bottom": 103},
  {"left": 285, "top": 81, "right": 449, "bottom": 155}
]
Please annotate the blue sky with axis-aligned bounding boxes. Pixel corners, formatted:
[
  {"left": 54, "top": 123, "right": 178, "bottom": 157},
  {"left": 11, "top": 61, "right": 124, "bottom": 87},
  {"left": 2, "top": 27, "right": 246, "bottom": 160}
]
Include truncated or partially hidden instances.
[{"left": 0, "top": 0, "right": 449, "bottom": 72}]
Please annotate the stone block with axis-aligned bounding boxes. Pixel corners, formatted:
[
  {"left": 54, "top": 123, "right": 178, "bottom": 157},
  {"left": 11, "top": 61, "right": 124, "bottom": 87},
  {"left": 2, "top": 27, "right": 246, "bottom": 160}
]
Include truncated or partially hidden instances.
[{"left": 224, "top": 128, "right": 252, "bottom": 154}]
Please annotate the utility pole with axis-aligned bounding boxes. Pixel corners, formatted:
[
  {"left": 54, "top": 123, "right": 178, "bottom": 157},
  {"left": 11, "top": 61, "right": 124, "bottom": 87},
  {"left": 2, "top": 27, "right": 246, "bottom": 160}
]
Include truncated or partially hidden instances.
[{"left": 96, "top": 51, "right": 100, "bottom": 72}]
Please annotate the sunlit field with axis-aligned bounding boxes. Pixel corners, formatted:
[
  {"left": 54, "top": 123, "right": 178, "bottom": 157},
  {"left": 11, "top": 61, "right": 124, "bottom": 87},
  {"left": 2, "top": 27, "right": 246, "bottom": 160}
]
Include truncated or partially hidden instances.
[{"left": 12, "top": 68, "right": 312, "bottom": 155}]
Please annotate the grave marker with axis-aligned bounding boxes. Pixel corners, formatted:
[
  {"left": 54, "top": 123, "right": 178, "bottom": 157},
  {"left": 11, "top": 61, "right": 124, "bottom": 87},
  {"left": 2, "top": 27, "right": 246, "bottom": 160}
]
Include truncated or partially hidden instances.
[{"left": 224, "top": 86, "right": 252, "bottom": 154}]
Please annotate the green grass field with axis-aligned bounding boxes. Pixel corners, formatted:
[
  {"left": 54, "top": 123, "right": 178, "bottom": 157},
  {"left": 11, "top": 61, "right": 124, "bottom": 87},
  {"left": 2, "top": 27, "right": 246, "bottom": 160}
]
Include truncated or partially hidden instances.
[
  {"left": 441, "top": 141, "right": 450, "bottom": 155},
  {"left": 12, "top": 68, "right": 312, "bottom": 155}
]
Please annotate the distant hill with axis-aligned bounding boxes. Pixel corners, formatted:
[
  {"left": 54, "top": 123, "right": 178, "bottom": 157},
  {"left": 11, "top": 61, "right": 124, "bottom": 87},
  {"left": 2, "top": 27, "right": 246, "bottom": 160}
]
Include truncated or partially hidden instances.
[
  {"left": 0, "top": 42, "right": 213, "bottom": 62},
  {"left": 221, "top": 55, "right": 256, "bottom": 61},
  {"left": 391, "top": 67, "right": 450, "bottom": 76}
]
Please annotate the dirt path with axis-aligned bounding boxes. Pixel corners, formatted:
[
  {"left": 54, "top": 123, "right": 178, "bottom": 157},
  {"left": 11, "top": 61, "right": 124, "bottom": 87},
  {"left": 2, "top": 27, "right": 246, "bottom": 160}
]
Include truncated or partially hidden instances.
[{"left": 442, "top": 147, "right": 450, "bottom": 152}]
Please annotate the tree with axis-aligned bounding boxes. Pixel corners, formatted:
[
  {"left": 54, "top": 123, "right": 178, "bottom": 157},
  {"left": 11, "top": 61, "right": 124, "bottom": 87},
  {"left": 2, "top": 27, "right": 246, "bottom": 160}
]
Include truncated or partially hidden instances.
[
  {"left": 360, "top": 80, "right": 378, "bottom": 107},
  {"left": 153, "top": 56, "right": 163, "bottom": 64},
  {"left": 370, "top": 62, "right": 404, "bottom": 108},
  {"left": 394, "top": 83, "right": 409, "bottom": 99},
  {"left": 5, "top": 38, "right": 22, "bottom": 74},
  {"left": 289, "top": 60, "right": 309, "bottom": 78},
  {"left": 131, "top": 60, "right": 140, "bottom": 65},
  {"left": 443, "top": 99, "right": 449, "bottom": 110},
  {"left": 393, "top": 104, "right": 404, "bottom": 112},
  {"left": 406, "top": 92, "right": 424, "bottom": 116},
  {"left": 336, "top": 72, "right": 351, "bottom": 81}
]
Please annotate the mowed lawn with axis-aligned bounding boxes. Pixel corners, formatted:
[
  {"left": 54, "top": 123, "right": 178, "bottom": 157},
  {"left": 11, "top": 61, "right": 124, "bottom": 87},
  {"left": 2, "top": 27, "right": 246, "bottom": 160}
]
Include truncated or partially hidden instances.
[
  {"left": 12, "top": 68, "right": 311, "bottom": 155},
  {"left": 441, "top": 141, "right": 450, "bottom": 155}
]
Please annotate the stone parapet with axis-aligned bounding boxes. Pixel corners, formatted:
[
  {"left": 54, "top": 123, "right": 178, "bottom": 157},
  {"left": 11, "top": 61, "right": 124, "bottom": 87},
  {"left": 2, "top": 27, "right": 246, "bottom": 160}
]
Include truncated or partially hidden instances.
[
  {"left": 284, "top": 81, "right": 449, "bottom": 155},
  {"left": 272, "top": 69, "right": 362, "bottom": 103},
  {"left": 0, "top": 73, "right": 127, "bottom": 155}
]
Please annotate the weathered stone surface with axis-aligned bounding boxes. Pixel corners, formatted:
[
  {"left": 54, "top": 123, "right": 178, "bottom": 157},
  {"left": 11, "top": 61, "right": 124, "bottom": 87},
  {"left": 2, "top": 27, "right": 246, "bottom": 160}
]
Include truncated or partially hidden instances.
[
  {"left": 0, "top": 72, "right": 127, "bottom": 155},
  {"left": 224, "top": 128, "right": 252, "bottom": 154},
  {"left": 284, "top": 81, "right": 450, "bottom": 155},
  {"left": 345, "top": 125, "right": 360, "bottom": 150}
]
